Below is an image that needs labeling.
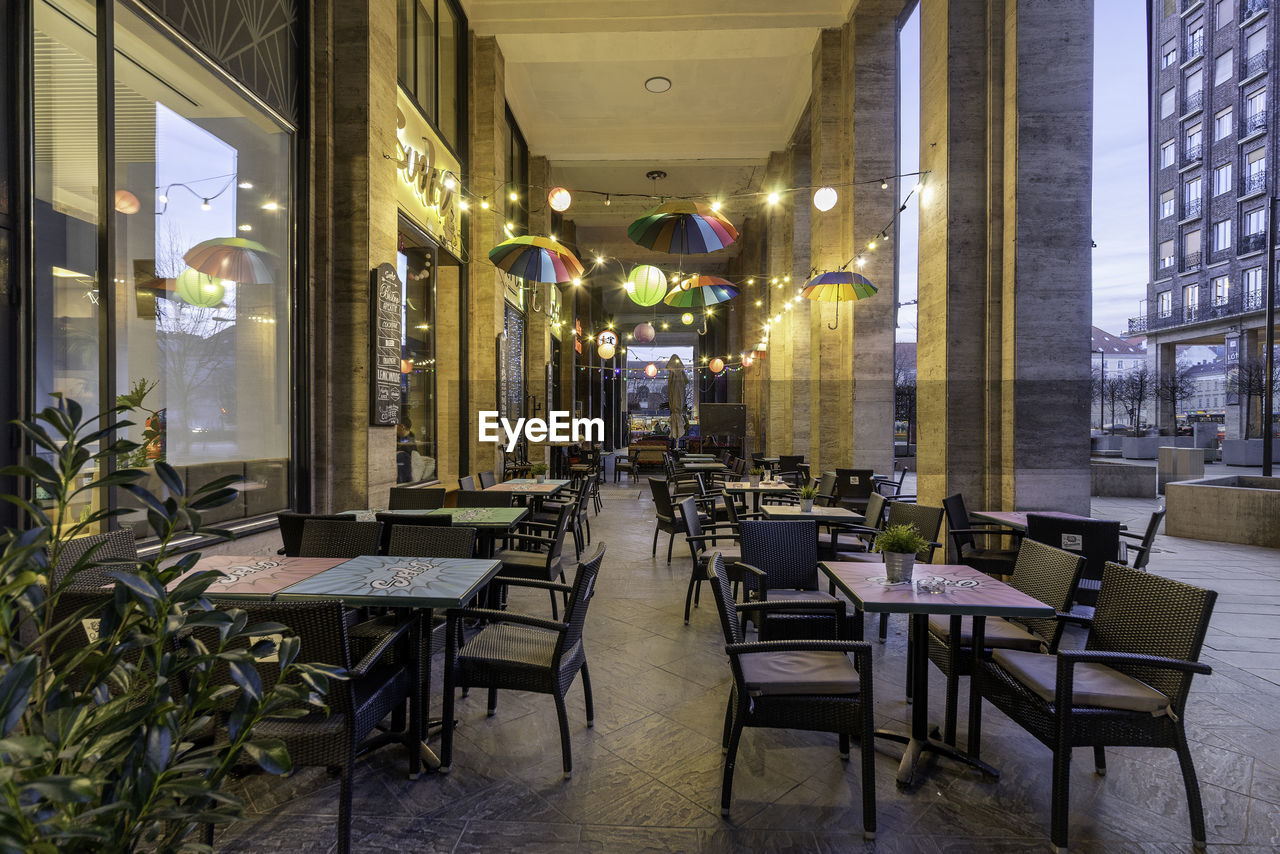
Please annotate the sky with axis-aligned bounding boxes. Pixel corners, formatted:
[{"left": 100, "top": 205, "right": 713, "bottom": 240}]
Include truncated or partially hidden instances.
[{"left": 895, "top": 2, "right": 1149, "bottom": 342}]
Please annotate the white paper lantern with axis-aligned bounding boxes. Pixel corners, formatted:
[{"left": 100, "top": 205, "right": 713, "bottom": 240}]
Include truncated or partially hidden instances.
[
  {"left": 812, "top": 186, "right": 838, "bottom": 212},
  {"left": 548, "top": 187, "right": 572, "bottom": 212}
]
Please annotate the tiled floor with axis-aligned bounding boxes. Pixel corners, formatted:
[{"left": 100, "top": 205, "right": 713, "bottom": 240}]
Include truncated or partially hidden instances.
[{"left": 218, "top": 479, "right": 1280, "bottom": 853}]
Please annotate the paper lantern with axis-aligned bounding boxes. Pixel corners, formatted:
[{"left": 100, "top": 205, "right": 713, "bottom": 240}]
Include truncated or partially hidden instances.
[
  {"left": 114, "top": 189, "right": 141, "bottom": 214},
  {"left": 624, "top": 265, "right": 668, "bottom": 307},
  {"left": 633, "top": 322, "right": 656, "bottom": 343},
  {"left": 174, "top": 266, "right": 228, "bottom": 307},
  {"left": 548, "top": 187, "right": 572, "bottom": 212},
  {"left": 645, "top": 363, "right": 658, "bottom": 378},
  {"left": 709, "top": 358, "right": 725, "bottom": 374},
  {"left": 681, "top": 312, "right": 694, "bottom": 326},
  {"left": 812, "top": 186, "right": 837, "bottom": 212},
  {"left": 598, "top": 330, "right": 618, "bottom": 349},
  {"left": 742, "top": 353, "right": 754, "bottom": 368},
  {"left": 597, "top": 343, "right": 616, "bottom": 360}
]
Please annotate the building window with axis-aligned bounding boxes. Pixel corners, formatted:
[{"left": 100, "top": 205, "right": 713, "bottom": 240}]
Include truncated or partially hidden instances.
[
  {"left": 1245, "top": 87, "right": 1267, "bottom": 133},
  {"left": 1247, "top": 28, "right": 1266, "bottom": 60},
  {"left": 1214, "top": 107, "right": 1233, "bottom": 139},
  {"left": 1212, "top": 275, "right": 1231, "bottom": 305},
  {"left": 397, "top": 0, "right": 466, "bottom": 150},
  {"left": 1185, "top": 69, "right": 1204, "bottom": 112},
  {"left": 1216, "top": 0, "right": 1232, "bottom": 27},
  {"left": 1212, "top": 218, "right": 1232, "bottom": 251},
  {"left": 1184, "top": 174, "right": 1203, "bottom": 216},
  {"left": 1215, "top": 51, "right": 1234, "bottom": 85},
  {"left": 1160, "top": 239, "right": 1176, "bottom": 270},
  {"left": 1245, "top": 147, "right": 1267, "bottom": 193},
  {"left": 1161, "top": 88, "right": 1176, "bottom": 118},
  {"left": 1243, "top": 267, "right": 1262, "bottom": 306},
  {"left": 1213, "top": 162, "right": 1233, "bottom": 195},
  {"left": 1185, "top": 123, "right": 1203, "bottom": 160},
  {"left": 1161, "top": 189, "right": 1176, "bottom": 218},
  {"left": 1184, "top": 228, "right": 1203, "bottom": 268},
  {"left": 1244, "top": 207, "right": 1266, "bottom": 236},
  {"left": 1163, "top": 38, "right": 1178, "bottom": 68},
  {"left": 1157, "top": 290, "right": 1173, "bottom": 317},
  {"left": 1161, "top": 139, "right": 1177, "bottom": 167},
  {"left": 32, "top": 0, "right": 298, "bottom": 534},
  {"left": 395, "top": 223, "right": 438, "bottom": 484},
  {"left": 1187, "top": 26, "right": 1204, "bottom": 59},
  {"left": 1183, "top": 284, "right": 1200, "bottom": 320}
]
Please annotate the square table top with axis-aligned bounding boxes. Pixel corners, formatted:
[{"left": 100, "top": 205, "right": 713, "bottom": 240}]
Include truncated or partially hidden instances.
[
  {"left": 970, "top": 510, "right": 1126, "bottom": 532},
  {"left": 172, "top": 556, "right": 347, "bottom": 599},
  {"left": 485, "top": 479, "right": 569, "bottom": 495},
  {"left": 820, "top": 561, "right": 1055, "bottom": 618},
  {"left": 277, "top": 556, "right": 502, "bottom": 609},
  {"left": 722, "top": 480, "right": 795, "bottom": 493},
  {"left": 762, "top": 504, "right": 865, "bottom": 524},
  {"left": 347, "top": 506, "right": 529, "bottom": 529},
  {"left": 680, "top": 461, "right": 727, "bottom": 471},
  {"left": 681, "top": 453, "right": 718, "bottom": 460}
]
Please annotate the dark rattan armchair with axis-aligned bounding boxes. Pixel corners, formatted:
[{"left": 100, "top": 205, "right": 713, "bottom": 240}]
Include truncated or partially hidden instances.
[
  {"left": 442, "top": 543, "right": 606, "bottom": 778},
  {"left": 493, "top": 504, "right": 575, "bottom": 618},
  {"left": 925, "top": 538, "right": 1086, "bottom": 745},
  {"left": 705, "top": 552, "right": 876, "bottom": 837},
  {"left": 833, "top": 468, "right": 876, "bottom": 513},
  {"left": 388, "top": 486, "right": 446, "bottom": 511},
  {"left": 942, "top": 492, "right": 1022, "bottom": 577},
  {"left": 478, "top": 470, "right": 498, "bottom": 488},
  {"left": 297, "top": 519, "right": 382, "bottom": 558},
  {"left": 276, "top": 512, "right": 357, "bottom": 556},
  {"left": 49, "top": 529, "right": 139, "bottom": 589},
  {"left": 456, "top": 490, "right": 515, "bottom": 508},
  {"left": 680, "top": 496, "right": 742, "bottom": 625},
  {"left": 978, "top": 562, "right": 1216, "bottom": 852},
  {"left": 1119, "top": 507, "right": 1165, "bottom": 571},
  {"left": 1026, "top": 512, "right": 1120, "bottom": 616},
  {"left": 649, "top": 476, "right": 701, "bottom": 563},
  {"left": 738, "top": 518, "right": 845, "bottom": 640},
  {"left": 374, "top": 511, "right": 451, "bottom": 553}
]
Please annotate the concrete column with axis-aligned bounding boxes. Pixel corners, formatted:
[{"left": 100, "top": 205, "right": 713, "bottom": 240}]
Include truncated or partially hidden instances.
[
  {"left": 998, "top": 0, "right": 1093, "bottom": 513},
  {"left": 466, "top": 35, "right": 509, "bottom": 481},
  {"left": 1154, "top": 341, "right": 1179, "bottom": 434},
  {"left": 764, "top": 149, "right": 794, "bottom": 457},
  {"left": 790, "top": 149, "right": 813, "bottom": 458},
  {"left": 846, "top": 3, "right": 898, "bottom": 478},
  {"left": 524, "top": 155, "right": 554, "bottom": 467}
]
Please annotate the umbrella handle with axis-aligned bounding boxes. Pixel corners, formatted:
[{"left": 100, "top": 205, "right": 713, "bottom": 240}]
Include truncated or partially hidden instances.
[
  {"left": 530, "top": 284, "right": 542, "bottom": 313},
  {"left": 827, "top": 304, "right": 839, "bottom": 331}
]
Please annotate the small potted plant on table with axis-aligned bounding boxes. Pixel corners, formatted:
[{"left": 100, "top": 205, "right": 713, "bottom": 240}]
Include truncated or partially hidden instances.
[
  {"left": 873, "top": 523, "right": 929, "bottom": 583},
  {"left": 748, "top": 466, "right": 764, "bottom": 487},
  {"left": 797, "top": 484, "right": 818, "bottom": 512},
  {"left": 530, "top": 462, "right": 549, "bottom": 483}
]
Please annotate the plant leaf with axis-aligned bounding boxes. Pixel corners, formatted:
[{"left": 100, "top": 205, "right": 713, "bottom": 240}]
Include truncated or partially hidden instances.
[
  {"left": 0, "top": 656, "right": 38, "bottom": 736},
  {"left": 242, "top": 739, "right": 291, "bottom": 776}
]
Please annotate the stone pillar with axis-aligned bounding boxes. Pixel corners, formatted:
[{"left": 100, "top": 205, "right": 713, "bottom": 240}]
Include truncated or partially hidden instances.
[
  {"left": 309, "top": 0, "right": 400, "bottom": 512},
  {"left": 524, "top": 156, "right": 554, "bottom": 467},
  {"left": 790, "top": 149, "right": 813, "bottom": 458},
  {"left": 466, "top": 35, "right": 508, "bottom": 482},
  {"left": 1153, "top": 341, "right": 1179, "bottom": 434},
  {"left": 998, "top": 0, "right": 1093, "bottom": 512},
  {"left": 847, "top": 3, "right": 898, "bottom": 477},
  {"left": 1224, "top": 329, "right": 1249, "bottom": 440},
  {"left": 763, "top": 149, "right": 795, "bottom": 457}
]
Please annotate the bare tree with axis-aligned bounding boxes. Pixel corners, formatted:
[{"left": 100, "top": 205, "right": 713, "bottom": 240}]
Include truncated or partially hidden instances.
[
  {"left": 1156, "top": 362, "right": 1198, "bottom": 424},
  {"left": 894, "top": 365, "right": 917, "bottom": 445},
  {"left": 1116, "top": 364, "right": 1155, "bottom": 436},
  {"left": 1228, "top": 355, "right": 1280, "bottom": 439}
]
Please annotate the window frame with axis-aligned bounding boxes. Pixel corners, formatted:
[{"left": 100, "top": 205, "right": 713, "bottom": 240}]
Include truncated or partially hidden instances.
[
  {"left": 1213, "top": 162, "right": 1233, "bottom": 195},
  {"left": 396, "top": 0, "right": 468, "bottom": 156}
]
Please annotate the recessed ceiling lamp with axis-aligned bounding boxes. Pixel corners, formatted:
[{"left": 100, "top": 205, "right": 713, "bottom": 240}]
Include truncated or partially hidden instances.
[{"left": 644, "top": 76, "right": 672, "bottom": 94}]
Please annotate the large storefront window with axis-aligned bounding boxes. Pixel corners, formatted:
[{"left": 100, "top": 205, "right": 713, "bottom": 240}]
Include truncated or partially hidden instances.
[
  {"left": 396, "top": 0, "right": 465, "bottom": 151},
  {"left": 33, "top": 0, "right": 295, "bottom": 535},
  {"left": 396, "top": 222, "right": 437, "bottom": 483}
]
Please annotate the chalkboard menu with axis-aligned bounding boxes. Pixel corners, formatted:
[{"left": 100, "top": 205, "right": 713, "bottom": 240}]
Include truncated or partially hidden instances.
[{"left": 371, "top": 263, "right": 403, "bottom": 426}]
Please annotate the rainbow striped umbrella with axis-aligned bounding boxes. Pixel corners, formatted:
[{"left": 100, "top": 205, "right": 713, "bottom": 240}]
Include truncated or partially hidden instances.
[
  {"left": 488, "top": 235, "right": 585, "bottom": 283},
  {"left": 802, "top": 271, "right": 878, "bottom": 329},
  {"left": 628, "top": 201, "right": 738, "bottom": 254},
  {"left": 662, "top": 275, "right": 739, "bottom": 307}
]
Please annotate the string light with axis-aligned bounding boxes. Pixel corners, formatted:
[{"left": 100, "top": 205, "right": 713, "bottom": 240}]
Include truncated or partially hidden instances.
[
  {"left": 881, "top": 179, "right": 888, "bottom": 189},
  {"left": 200, "top": 198, "right": 211, "bottom": 211}
]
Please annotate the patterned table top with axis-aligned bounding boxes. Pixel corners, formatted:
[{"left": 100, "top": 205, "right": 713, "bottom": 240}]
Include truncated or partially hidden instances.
[
  {"left": 819, "top": 561, "right": 1055, "bottom": 618},
  {"left": 761, "top": 504, "right": 865, "bottom": 523},
  {"left": 348, "top": 507, "right": 529, "bottom": 529},
  {"left": 174, "top": 556, "right": 347, "bottom": 599},
  {"left": 485, "top": 479, "right": 569, "bottom": 495},
  {"left": 722, "top": 481, "right": 795, "bottom": 492},
  {"left": 277, "top": 556, "right": 503, "bottom": 609}
]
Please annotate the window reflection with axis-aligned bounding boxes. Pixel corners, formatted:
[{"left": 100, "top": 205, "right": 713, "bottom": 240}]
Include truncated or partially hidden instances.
[{"left": 396, "top": 226, "right": 437, "bottom": 483}]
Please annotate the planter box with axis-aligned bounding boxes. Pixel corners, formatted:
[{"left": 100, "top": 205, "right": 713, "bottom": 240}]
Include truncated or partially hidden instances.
[
  {"left": 1121, "top": 437, "right": 1160, "bottom": 459},
  {"left": 1157, "top": 446, "right": 1204, "bottom": 494},
  {"left": 1221, "top": 439, "right": 1280, "bottom": 467},
  {"left": 1166, "top": 475, "right": 1280, "bottom": 547},
  {"left": 1091, "top": 462, "right": 1156, "bottom": 498}
]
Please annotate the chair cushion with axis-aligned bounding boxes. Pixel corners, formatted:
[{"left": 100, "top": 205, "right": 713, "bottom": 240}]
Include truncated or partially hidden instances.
[
  {"left": 991, "top": 649, "right": 1171, "bottom": 716},
  {"left": 764, "top": 589, "right": 837, "bottom": 603},
  {"left": 927, "top": 615, "right": 1047, "bottom": 653},
  {"left": 738, "top": 650, "right": 860, "bottom": 696},
  {"left": 460, "top": 623, "right": 560, "bottom": 668}
]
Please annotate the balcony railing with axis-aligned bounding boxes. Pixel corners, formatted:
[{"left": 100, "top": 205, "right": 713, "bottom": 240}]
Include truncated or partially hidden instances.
[
  {"left": 1242, "top": 170, "right": 1267, "bottom": 195},
  {"left": 1182, "top": 251, "right": 1203, "bottom": 271},
  {"left": 1244, "top": 109, "right": 1267, "bottom": 134},
  {"left": 1183, "top": 198, "right": 1203, "bottom": 219},
  {"left": 1243, "top": 51, "right": 1268, "bottom": 80},
  {"left": 1183, "top": 90, "right": 1204, "bottom": 115},
  {"left": 1129, "top": 283, "right": 1275, "bottom": 334},
  {"left": 1242, "top": 0, "right": 1268, "bottom": 20},
  {"left": 1240, "top": 232, "right": 1267, "bottom": 254},
  {"left": 1185, "top": 36, "right": 1205, "bottom": 61},
  {"left": 1184, "top": 142, "right": 1203, "bottom": 163}
]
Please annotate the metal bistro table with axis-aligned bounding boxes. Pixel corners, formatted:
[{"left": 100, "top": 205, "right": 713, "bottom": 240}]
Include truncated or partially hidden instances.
[
  {"left": 680, "top": 461, "right": 727, "bottom": 473},
  {"left": 819, "top": 561, "right": 1054, "bottom": 789},
  {"left": 169, "top": 555, "right": 346, "bottom": 598},
  {"left": 485, "top": 478, "right": 570, "bottom": 497},
  {"left": 722, "top": 479, "right": 795, "bottom": 513},
  {"left": 277, "top": 555, "right": 503, "bottom": 774},
  {"left": 969, "top": 509, "right": 1127, "bottom": 533},
  {"left": 762, "top": 502, "right": 866, "bottom": 549},
  {"left": 351, "top": 506, "right": 529, "bottom": 557}
]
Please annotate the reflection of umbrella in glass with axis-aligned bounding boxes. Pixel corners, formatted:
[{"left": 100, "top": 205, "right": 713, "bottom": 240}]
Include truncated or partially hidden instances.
[
  {"left": 802, "top": 271, "right": 878, "bottom": 329},
  {"left": 661, "top": 275, "right": 738, "bottom": 308},
  {"left": 184, "top": 237, "right": 276, "bottom": 284},
  {"left": 666, "top": 354, "right": 688, "bottom": 439},
  {"left": 628, "top": 201, "right": 738, "bottom": 254},
  {"left": 488, "top": 235, "right": 585, "bottom": 283},
  {"left": 136, "top": 277, "right": 178, "bottom": 300}
]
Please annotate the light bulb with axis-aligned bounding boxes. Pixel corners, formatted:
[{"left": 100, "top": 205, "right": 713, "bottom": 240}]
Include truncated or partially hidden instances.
[
  {"left": 509, "top": 190, "right": 519, "bottom": 201},
  {"left": 747, "top": 278, "right": 754, "bottom": 285},
  {"left": 157, "top": 193, "right": 168, "bottom": 204},
  {"left": 710, "top": 200, "right": 722, "bottom": 211},
  {"left": 480, "top": 198, "right": 490, "bottom": 209},
  {"left": 604, "top": 194, "right": 611, "bottom": 206},
  {"left": 459, "top": 199, "right": 469, "bottom": 210},
  {"left": 755, "top": 300, "right": 762, "bottom": 307},
  {"left": 868, "top": 240, "right": 877, "bottom": 250},
  {"left": 572, "top": 277, "right": 582, "bottom": 286},
  {"left": 238, "top": 181, "right": 253, "bottom": 189},
  {"left": 880, "top": 179, "right": 888, "bottom": 190},
  {"left": 812, "top": 186, "right": 837, "bottom": 211},
  {"left": 262, "top": 201, "right": 279, "bottom": 211},
  {"left": 767, "top": 191, "right": 780, "bottom": 205},
  {"left": 238, "top": 223, "right": 252, "bottom": 232},
  {"left": 444, "top": 176, "right": 457, "bottom": 190},
  {"left": 856, "top": 256, "right": 866, "bottom": 268},
  {"left": 200, "top": 199, "right": 211, "bottom": 211}
]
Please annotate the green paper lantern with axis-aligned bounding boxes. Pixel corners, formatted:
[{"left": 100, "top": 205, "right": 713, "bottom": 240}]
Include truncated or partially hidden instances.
[
  {"left": 624, "top": 265, "right": 667, "bottom": 307},
  {"left": 175, "top": 266, "right": 229, "bottom": 307}
]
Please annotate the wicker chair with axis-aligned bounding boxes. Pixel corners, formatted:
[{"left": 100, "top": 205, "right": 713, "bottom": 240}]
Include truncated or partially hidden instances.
[
  {"left": 833, "top": 468, "right": 877, "bottom": 513},
  {"left": 297, "top": 519, "right": 382, "bottom": 558},
  {"left": 649, "top": 476, "right": 694, "bottom": 563},
  {"left": 679, "top": 496, "right": 742, "bottom": 625},
  {"left": 456, "top": 490, "right": 514, "bottom": 508},
  {"left": 374, "top": 511, "right": 450, "bottom": 553},
  {"left": 978, "top": 562, "right": 1217, "bottom": 852},
  {"left": 493, "top": 504, "right": 575, "bottom": 618},
  {"left": 386, "top": 525, "right": 477, "bottom": 558},
  {"left": 942, "top": 493, "right": 1023, "bottom": 577},
  {"left": 705, "top": 552, "right": 876, "bottom": 835},
  {"left": 1026, "top": 513, "right": 1120, "bottom": 616},
  {"left": 442, "top": 543, "right": 606, "bottom": 778},
  {"left": 210, "top": 598, "right": 418, "bottom": 854},
  {"left": 276, "top": 512, "right": 356, "bottom": 556},
  {"left": 388, "top": 486, "right": 446, "bottom": 511},
  {"left": 478, "top": 470, "right": 498, "bottom": 488},
  {"left": 776, "top": 454, "right": 806, "bottom": 486},
  {"left": 613, "top": 450, "right": 636, "bottom": 482},
  {"left": 738, "top": 519, "right": 845, "bottom": 641},
  {"left": 458, "top": 475, "right": 476, "bottom": 491},
  {"left": 873, "top": 465, "right": 908, "bottom": 497},
  {"left": 1119, "top": 507, "right": 1165, "bottom": 571},
  {"left": 49, "top": 529, "right": 139, "bottom": 589},
  {"left": 925, "top": 539, "right": 1086, "bottom": 745}
]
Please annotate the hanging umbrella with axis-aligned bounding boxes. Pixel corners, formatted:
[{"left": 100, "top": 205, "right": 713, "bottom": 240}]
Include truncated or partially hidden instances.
[
  {"left": 662, "top": 275, "right": 739, "bottom": 308},
  {"left": 801, "top": 271, "right": 878, "bottom": 329},
  {"left": 628, "top": 201, "right": 738, "bottom": 254},
  {"left": 183, "top": 237, "right": 276, "bottom": 284},
  {"left": 666, "top": 354, "right": 689, "bottom": 440},
  {"left": 488, "top": 234, "right": 585, "bottom": 283}
]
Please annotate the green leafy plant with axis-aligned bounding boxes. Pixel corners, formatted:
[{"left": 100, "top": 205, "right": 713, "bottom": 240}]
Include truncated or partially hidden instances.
[
  {"left": 0, "top": 396, "right": 342, "bottom": 852},
  {"left": 529, "top": 462, "right": 549, "bottom": 477},
  {"left": 797, "top": 484, "right": 818, "bottom": 500},
  {"left": 749, "top": 467, "right": 765, "bottom": 477},
  {"left": 873, "top": 523, "right": 928, "bottom": 555},
  {"left": 115, "top": 378, "right": 164, "bottom": 469}
]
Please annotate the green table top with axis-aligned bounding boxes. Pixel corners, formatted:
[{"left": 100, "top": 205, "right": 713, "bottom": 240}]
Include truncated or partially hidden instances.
[
  {"left": 277, "top": 556, "right": 502, "bottom": 609},
  {"left": 485, "top": 479, "right": 569, "bottom": 495},
  {"left": 348, "top": 507, "right": 529, "bottom": 529}
]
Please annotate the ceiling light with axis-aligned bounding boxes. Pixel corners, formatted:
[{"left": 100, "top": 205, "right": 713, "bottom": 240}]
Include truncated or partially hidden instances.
[
  {"left": 644, "top": 76, "right": 672, "bottom": 93},
  {"left": 238, "top": 181, "right": 253, "bottom": 189},
  {"left": 812, "top": 186, "right": 837, "bottom": 211}
]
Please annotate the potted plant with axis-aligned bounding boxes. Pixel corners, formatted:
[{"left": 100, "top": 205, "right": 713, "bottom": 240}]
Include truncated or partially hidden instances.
[
  {"left": 797, "top": 484, "right": 818, "bottom": 512},
  {"left": 873, "top": 523, "right": 929, "bottom": 583},
  {"left": 748, "top": 466, "right": 764, "bottom": 487},
  {"left": 530, "top": 462, "right": 549, "bottom": 483}
]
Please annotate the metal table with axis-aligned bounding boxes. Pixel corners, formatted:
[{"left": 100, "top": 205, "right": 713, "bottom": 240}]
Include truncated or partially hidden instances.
[
  {"left": 721, "top": 479, "right": 795, "bottom": 512},
  {"left": 970, "top": 509, "right": 1126, "bottom": 533},
  {"left": 820, "top": 561, "right": 1054, "bottom": 788}
]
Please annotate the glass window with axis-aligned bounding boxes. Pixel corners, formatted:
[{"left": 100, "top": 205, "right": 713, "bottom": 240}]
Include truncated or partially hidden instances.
[
  {"left": 1183, "top": 284, "right": 1199, "bottom": 318},
  {"left": 1185, "top": 174, "right": 1203, "bottom": 203},
  {"left": 1247, "top": 28, "right": 1266, "bottom": 57},
  {"left": 1187, "top": 26, "right": 1204, "bottom": 57},
  {"left": 395, "top": 224, "right": 438, "bottom": 483},
  {"left": 437, "top": 0, "right": 460, "bottom": 146},
  {"left": 1161, "top": 189, "right": 1176, "bottom": 218},
  {"left": 1246, "top": 87, "right": 1267, "bottom": 118},
  {"left": 1215, "top": 107, "right": 1233, "bottom": 139},
  {"left": 1163, "top": 38, "right": 1178, "bottom": 68},
  {"left": 1212, "top": 275, "right": 1230, "bottom": 304},
  {"left": 1245, "top": 207, "right": 1266, "bottom": 234},
  {"left": 1213, "top": 162, "right": 1232, "bottom": 195},
  {"left": 1157, "top": 290, "right": 1173, "bottom": 316},
  {"left": 396, "top": 0, "right": 464, "bottom": 150},
  {"left": 1217, "top": 0, "right": 1232, "bottom": 27},
  {"left": 1215, "top": 51, "right": 1233, "bottom": 85},
  {"left": 1213, "top": 218, "right": 1232, "bottom": 250},
  {"left": 1161, "top": 88, "right": 1176, "bottom": 118},
  {"left": 110, "top": 1, "right": 294, "bottom": 534},
  {"left": 1185, "top": 123, "right": 1203, "bottom": 156},
  {"left": 1161, "top": 139, "right": 1176, "bottom": 167},
  {"left": 1185, "top": 228, "right": 1203, "bottom": 257},
  {"left": 1160, "top": 239, "right": 1176, "bottom": 269},
  {"left": 1186, "top": 68, "right": 1203, "bottom": 96},
  {"left": 1244, "top": 267, "right": 1262, "bottom": 301}
]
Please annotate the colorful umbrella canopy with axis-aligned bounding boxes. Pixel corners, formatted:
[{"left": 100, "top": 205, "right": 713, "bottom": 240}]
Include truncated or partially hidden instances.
[
  {"left": 628, "top": 201, "right": 738, "bottom": 254},
  {"left": 488, "top": 235, "right": 585, "bottom": 283},
  {"left": 802, "top": 271, "right": 878, "bottom": 302},
  {"left": 662, "top": 275, "right": 739, "bottom": 308},
  {"left": 183, "top": 237, "right": 275, "bottom": 284}
]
